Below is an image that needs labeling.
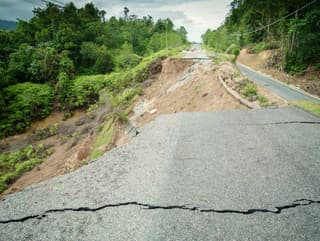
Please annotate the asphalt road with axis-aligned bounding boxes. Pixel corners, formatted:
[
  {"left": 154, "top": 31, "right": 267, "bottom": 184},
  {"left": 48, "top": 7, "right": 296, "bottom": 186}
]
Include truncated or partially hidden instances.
[
  {"left": 0, "top": 106, "right": 320, "bottom": 240},
  {"left": 183, "top": 43, "right": 209, "bottom": 59},
  {"left": 237, "top": 62, "right": 320, "bottom": 103}
]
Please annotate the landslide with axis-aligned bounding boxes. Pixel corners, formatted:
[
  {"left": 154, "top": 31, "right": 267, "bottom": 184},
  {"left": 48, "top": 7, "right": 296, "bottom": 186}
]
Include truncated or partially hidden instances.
[{"left": 1, "top": 57, "right": 247, "bottom": 198}]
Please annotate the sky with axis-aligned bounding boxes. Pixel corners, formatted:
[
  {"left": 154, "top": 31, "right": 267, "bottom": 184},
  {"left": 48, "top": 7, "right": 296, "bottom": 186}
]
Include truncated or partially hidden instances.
[{"left": 0, "top": 0, "right": 232, "bottom": 42}]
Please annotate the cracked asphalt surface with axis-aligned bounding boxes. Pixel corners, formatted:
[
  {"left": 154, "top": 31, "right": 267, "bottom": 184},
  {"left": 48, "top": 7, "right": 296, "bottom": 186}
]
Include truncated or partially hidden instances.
[{"left": 0, "top": 106, "right": 320, "bottom": 240}]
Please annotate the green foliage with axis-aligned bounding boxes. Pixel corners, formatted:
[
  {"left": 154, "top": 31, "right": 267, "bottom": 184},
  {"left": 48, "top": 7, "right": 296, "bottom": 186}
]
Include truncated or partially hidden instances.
[
  {"left": 71, "top": 74, "right": 105, "bottom": 108},
  {"left": 7, "top": 43, "right": 34, "bottom": 84},
  {"left": 242, "top": 83, "right": 257, "bottom": 98},
  {"left": 0, "top": 2, "right": 188, "bottom": 137},
  {"left": 115, "top": 53, "right": 142, "bottom": 70},
  {"left": 148, "top": 32, "right": 184, "bottom": 52},
  {"left": 91, "top": 117, "right": 114, "bottom": 159},
  {"left": 80, "top": 42, "right": 113, "bottom": 74},
  {"left": 31, "top": 123, "right": 59, "bottom": 141},
  {"left": 258, "top": 95, "right": 269, "bottom": 107},
  {"left": 226, "top": 44, "right": 240, "bottom": 56},
  {"left": 202, "top": 0, "right": 320, "bottom": 74},
  {"left": 0, "top": 144, "right": 50, "bottom": 193},
  {"left": 0, "top": 83, "right": 54, "bottom": 137},
  {"left": 251, "top": 41, "right": 278, "bottom": 53}
]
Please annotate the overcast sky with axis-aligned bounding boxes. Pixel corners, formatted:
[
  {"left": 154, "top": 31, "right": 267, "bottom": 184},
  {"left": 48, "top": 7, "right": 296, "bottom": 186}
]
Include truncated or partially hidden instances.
[{"left": 0, "top": 0, "right": 232, "bottom": 42}]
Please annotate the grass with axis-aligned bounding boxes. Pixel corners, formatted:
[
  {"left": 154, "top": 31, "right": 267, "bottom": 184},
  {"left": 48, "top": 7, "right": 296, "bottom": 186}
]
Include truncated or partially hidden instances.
[
  {"left": 292, "top": 101, "right": 320, "bottom": 116},
  {"left": 258, "top": 95, "right": 269, "bottom": 107},
  {"left": 91, "top": 117, "right": 115, "bottom": 159},
  {"left": 243, "top": 84, "right": 257, "bottom": 97}
]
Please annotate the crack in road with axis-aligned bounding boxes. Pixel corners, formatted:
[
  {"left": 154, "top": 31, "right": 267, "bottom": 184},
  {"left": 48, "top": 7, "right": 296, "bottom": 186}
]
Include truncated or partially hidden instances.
[
  {"left": 1, "top": 199, "right": 319, "bottom": 224},
  {"left": 239, "top": 121, "right": 320, "bottom": 126}
]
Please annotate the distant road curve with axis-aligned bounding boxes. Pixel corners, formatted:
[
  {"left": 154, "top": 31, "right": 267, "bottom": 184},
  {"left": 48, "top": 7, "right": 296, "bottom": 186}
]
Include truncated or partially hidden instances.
[{"left": 236, "top": 62, "right": 320, "bottom": 103}]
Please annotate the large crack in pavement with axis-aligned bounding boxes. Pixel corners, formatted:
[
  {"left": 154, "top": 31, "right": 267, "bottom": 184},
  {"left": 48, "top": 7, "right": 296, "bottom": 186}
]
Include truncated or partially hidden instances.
[
  {"left": 1, "top": 199, "right": 319, "bottom": 224},
  {"left": 245, "top": 121, "right": 320, "bottom": 125}
]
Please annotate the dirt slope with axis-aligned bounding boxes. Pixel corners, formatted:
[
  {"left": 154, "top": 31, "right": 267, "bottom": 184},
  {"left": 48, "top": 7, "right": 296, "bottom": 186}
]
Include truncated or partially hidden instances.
[{"left": 130, "top": 58, "right": 246, "bottom": 126}]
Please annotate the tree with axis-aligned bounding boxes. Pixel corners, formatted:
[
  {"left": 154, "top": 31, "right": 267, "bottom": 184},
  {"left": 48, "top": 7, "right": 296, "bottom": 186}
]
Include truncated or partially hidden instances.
[{"left": 124, "top": 7, "right": 129, "bottom": 20}]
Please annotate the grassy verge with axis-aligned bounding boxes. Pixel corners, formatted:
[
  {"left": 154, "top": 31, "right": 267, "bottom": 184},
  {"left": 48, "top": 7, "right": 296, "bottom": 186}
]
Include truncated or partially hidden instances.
[
  {"left": 0, "top": 144, "right": 53, "bottom": 193},
  {"left": 292, "top": 101, "right": 320, "bottom": 116}
]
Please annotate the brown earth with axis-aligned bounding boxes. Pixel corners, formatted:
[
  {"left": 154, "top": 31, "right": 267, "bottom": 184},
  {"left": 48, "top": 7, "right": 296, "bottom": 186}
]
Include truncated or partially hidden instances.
[
  {"left": 129, "top": 58, "right": 247, "bottom": 127},
  {"left": 2, "top": 56, "right": 282, "bottom": 198},
  {"left": 237, "top": 49, "right": 320, "bottom": 97}
]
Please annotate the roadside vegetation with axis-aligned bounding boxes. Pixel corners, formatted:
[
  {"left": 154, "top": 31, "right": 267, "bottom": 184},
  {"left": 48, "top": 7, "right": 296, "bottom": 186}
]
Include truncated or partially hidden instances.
[
  {"left": 0, "top": 2, "right": 188, "bottom": 138},
  {"left": 0, "top": 144, "right": 53, "bottom": 193},
  {"left": 201, "top": 0, "right": 320, "bottom": 76},
  {"left": 292, "top": 101, "right": 320, "bottom": 116}
]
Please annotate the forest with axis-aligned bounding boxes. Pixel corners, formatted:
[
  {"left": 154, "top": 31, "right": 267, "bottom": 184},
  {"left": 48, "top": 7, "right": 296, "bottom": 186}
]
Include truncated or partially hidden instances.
[
  {"left": 202, "top": 0, "right": 320, "bottom": 75},
  {"left": 0, "top": 2, "right": 188, "bottom": 138}
]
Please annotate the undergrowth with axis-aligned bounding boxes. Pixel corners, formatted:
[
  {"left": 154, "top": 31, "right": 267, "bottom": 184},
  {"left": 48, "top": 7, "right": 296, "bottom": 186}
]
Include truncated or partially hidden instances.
[{"left": 0, "top": 144, "right": 53, "bottom": 193}]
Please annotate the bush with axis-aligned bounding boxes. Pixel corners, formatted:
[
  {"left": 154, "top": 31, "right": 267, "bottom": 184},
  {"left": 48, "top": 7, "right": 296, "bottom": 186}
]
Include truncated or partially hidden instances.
[
  {"left": 258, "top": 95, "right": 268, "bottom": 107},
  {"left": 242, "top": 83, "right": 257, "bottom": 97},
  {"left": 0, "top": 82, "right": 54, "bottom": 137},
  {"left": 252, "top": 41, "right": 279, "bottom": 54},
  {"left": 285, "top": 54, "right": 307, "bottom": 76},
  {"left": 114, "top": 53, "right": 142, "bottom": 70},
  {"left": 226, "top": 44, "right": 240, "bottom": 56}
]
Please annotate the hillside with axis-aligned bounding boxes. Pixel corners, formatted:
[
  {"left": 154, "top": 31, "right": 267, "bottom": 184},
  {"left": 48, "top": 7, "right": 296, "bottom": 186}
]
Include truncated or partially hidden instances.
[
  {"left": 202, "top": 0, "right": 320, "bottom": 80},
  {"left": 0, "top": 20, "right": 17, "bottom": 30}
]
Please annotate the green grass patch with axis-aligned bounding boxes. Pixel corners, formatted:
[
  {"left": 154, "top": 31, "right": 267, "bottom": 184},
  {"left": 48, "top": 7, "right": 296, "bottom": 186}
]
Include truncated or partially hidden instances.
[
  {"left": 240, "top": 83, "right": 257, "bottom": 98},
  {"left": 91, "top": 118, "right": 115, "bottom": 159},
  {"left": 0, "top": 144, "right": 52, "bottom": 193},
  {"left": 258, "top": 95, "right": 269, "bottom": 107},
  {"left": 292, "top": 101, "right": 320, "bottom": 116}
]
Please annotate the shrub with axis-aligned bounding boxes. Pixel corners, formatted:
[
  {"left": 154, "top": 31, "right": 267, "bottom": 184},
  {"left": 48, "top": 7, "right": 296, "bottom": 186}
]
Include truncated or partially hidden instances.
[
  {"left": 226, "top": 44, "right": 240, "bottom": 56},
  {"left": 114, "top": 53, "right": 142, "bottom": 70},
  {"left": 242, "top": 83, "right": 257, "bottom": 97},
  {"left": 258, "top": 95, "right": 268, "bottom": 107},
  {"left": 0, "top": 82, "right": 54, "bottom": 137},
  {"left": 70, "top": 75, "right": 105, "bottom": 108}
]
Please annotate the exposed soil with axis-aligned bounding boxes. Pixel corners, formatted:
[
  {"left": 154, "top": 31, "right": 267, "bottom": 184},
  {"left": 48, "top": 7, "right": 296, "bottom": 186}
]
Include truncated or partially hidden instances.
[
  {"left": 130, "top": 58, "right": 247, "bottom": 127},
  {"left": 237, "top": 49, "right": 320, "bottom": 97}
]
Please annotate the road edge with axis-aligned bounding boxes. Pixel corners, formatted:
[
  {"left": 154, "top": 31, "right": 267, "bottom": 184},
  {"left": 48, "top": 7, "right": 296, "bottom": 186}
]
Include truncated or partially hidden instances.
[
  {"left": 217, "top": 69, "right": 259, "bottom": 109},
  {"left": 236, "top": 61, "right": 320, "bottom": 102}
]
